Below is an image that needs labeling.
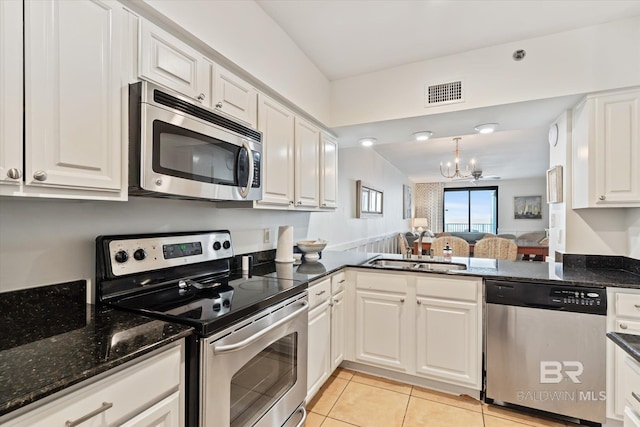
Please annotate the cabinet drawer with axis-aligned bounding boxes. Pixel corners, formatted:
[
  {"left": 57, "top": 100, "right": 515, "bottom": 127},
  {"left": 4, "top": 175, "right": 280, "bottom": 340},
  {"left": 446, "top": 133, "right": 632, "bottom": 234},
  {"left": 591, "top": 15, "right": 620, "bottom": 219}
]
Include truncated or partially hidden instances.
[
  {"left": 617, "top": 294, "right": 640, "bottom": 319},
  {"left": 6, "top": 344, "right": 182, "bottom": 427},
  {"left": 331, "top": 271, "right": 347, "bottom": 294},
  {"left": 616, "top": 319, "right": 640, "bottom": 334},
  {"left": 416, "top": 276, "right": 479, "bottom": 302},
  {"left": 308, "top": 278, "right": 331, "bottom": 309},
  {"left": 356, "top": 271, "right": 408, "bottom": 293}
]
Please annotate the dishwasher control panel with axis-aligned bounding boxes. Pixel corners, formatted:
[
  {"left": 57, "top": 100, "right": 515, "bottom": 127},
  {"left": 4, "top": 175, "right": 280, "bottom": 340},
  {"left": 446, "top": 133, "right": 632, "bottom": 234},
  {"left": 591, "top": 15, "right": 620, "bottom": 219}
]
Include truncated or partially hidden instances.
[
  {"left": 550, "top": 288, "right": 604, "bottom": 308},
  {"left": 485, "top": 280, "right": 607, "bottom": 315}
]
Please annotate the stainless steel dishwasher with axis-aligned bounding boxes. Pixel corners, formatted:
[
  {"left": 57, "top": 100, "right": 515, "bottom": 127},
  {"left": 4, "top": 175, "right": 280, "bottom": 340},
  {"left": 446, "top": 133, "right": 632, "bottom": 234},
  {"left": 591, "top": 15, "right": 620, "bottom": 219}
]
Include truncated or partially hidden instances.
[{"left": 485, "top": 279, "right": 606, "bottom": 424}]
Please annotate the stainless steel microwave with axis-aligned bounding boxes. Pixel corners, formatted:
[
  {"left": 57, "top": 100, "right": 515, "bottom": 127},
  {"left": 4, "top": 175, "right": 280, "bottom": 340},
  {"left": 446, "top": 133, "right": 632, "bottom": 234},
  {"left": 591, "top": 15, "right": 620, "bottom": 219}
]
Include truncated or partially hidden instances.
[{"left": 128, "top": 81, "right": 262, "bottom": 201}]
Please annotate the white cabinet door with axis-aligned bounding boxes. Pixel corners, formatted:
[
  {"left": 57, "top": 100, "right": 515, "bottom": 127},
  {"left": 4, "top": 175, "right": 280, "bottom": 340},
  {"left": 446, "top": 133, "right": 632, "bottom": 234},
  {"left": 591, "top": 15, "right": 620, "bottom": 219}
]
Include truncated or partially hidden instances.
[
  {"left": 139, "top": 19, "right": 209, "bottom": 104},
  {"left": 257, "top": 94, "right": 295, "bottom": 207},
  {"left": 25, "top": 0, "right": 123, "bottom": 191},
  {"left": 0, "top": 0, "right": 23, "bottom": 186},
  {"left": 307, "top": 300, "right": 331, "bottom": 400},
  {"left": 573, "top": 88, "right": 640, "bottom": 208},
  {"left": 213, "top": 65, "right": 257, "bottom": 128},
  {"left": 320, "top": 133, "right": 338, "bottom": 209},
  {"left": 415, "top": 296, "right": 479, "bottom": 387},
  {"left": 594, "top": 89, "right": 640, "bottom": 205},
  {"left": 331, "top": 291, "right": 346, "bottom": 372},
  {"left": 355, "top": 289, "right": 408, "bottom": 371},
  {"left": 121, "top": 392, "right": 181, "bottom": 427},
  {"left": 294, "top": 117, "right": 320, "bottom": 208}
]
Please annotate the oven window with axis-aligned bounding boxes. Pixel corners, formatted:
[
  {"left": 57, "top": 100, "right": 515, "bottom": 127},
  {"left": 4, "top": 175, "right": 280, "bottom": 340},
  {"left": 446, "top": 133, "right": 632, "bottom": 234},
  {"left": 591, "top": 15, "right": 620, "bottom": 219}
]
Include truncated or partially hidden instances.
[
  {"left": 153, "top": 121, "right": 240, "bottom": 185},
  {"left": 230, "top": 333, "right": 297, "bottom": 426}
]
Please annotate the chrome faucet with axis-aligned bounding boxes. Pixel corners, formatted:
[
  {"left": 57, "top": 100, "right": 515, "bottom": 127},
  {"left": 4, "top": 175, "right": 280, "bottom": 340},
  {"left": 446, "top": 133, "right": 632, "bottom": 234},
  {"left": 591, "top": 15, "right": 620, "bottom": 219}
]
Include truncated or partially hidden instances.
[{"left": 417, "top": 230, "right": 430, "bottom": 259}]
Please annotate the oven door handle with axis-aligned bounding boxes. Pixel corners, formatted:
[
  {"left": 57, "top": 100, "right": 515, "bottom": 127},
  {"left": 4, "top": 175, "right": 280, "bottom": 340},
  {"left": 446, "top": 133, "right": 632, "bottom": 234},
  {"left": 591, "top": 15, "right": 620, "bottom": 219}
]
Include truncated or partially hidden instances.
[
  {"left": 213, "top": 300, "right": 308, "bottom": 354},
  {"left": 293, "top": 406, "right": 307, "bottom": 427}
]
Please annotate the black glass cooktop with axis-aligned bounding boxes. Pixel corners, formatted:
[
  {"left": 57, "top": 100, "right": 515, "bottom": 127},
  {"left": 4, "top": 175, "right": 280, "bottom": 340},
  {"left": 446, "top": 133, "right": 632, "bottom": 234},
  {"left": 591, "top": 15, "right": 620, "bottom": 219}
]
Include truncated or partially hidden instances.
[{"left": 110, "top": 274, "right": 304, "bottom": 336}]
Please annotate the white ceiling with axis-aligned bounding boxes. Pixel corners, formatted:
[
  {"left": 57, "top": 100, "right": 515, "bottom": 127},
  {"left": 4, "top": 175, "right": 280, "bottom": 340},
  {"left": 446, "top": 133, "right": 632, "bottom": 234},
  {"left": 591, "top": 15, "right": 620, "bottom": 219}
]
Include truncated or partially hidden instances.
[{"left": 256, "top": 1, "right": 640, "bottom": 182}]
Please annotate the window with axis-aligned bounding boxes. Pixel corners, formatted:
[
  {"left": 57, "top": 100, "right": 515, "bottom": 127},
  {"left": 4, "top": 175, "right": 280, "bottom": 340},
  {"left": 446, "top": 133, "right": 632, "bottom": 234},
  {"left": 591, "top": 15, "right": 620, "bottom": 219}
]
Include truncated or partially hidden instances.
[{"left": 443, "top": 186, "right": 498, "bottom": 233}]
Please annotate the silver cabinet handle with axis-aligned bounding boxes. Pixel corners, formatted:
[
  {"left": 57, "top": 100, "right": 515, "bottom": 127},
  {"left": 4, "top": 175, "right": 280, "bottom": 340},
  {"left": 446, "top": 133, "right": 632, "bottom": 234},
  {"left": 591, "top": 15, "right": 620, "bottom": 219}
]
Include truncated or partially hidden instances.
[
  {"left": 338, "top": 279, "right": 346, "bottom": 284},
  {"left": 6, "top": 168, "right": 22, "bottom": 179},
  {"left": 599, "top": 195, "right": 606, "bottom": 200},
  {"left": 333, "top": 297, "right": 342, "bottom": 303},
  {"left": 315, "top": 290, "right": 326, "bottom": 296},
  {"left": 289, "top": 201, "right": 294, "bottom": 205},
  {"left": 297, "top": 201, "right": 302, "bottom": 205},
  {"left": 197, "top": 93, "right": 205, "bottom": 101},
  {"left": 329, "top": 303, "right": 333, "bottom": 307},
  {"left": 66, "top": 402, "right": 113, "bottom": 426},
  {"left": 33, "top": 170, "right": 48, "bottom": 181},
  {"left": 634, "top": 304, "right": 640, "bottom": 310},
  {"left": 215, "top": 102, "right": 223, "bottom": 108},
  {"left": 322, "top": 203, "right": 327, "bottom": 207},
  {"left": 633, "top": 391, "right": 640, "bottom": 404},
  {"left": 400, "top": 298, "right": 405, "bottom": 303},
  {"left": 417, "top": 300, "right": 422, "bottom": 305},
  {"left": 620, "top": 323, "right": 628, "bottom": 330},
  {"left": 213, "top": 301, "right": 308, "bottom": 353}
]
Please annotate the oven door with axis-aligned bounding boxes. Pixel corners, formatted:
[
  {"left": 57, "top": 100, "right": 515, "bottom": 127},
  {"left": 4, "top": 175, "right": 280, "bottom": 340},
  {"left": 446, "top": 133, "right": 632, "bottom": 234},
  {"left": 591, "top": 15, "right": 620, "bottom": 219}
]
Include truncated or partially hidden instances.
[
  {"left": 139, "top": 101, "right": 261, "bottom": 201},
  {"left": 201, "top": 294, "right": 308, "bottom": 427}
]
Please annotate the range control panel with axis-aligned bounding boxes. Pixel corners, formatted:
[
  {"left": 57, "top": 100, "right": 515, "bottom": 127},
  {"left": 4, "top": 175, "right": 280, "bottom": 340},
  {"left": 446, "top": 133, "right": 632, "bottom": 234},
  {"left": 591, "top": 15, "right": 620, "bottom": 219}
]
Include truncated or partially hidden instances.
[
  {"left": 549, "top": 288, "right": 604, "bottom": 308},
  {"left": 105, "top": 231, "right": 233, "bottom": 277}
]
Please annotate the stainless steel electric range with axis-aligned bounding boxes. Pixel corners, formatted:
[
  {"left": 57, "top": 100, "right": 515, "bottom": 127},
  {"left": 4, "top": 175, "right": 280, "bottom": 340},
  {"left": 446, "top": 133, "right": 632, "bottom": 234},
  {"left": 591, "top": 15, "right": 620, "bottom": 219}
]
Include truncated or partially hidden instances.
[{"left": 96, "top": 230, "right": 309, "bottom": 427}]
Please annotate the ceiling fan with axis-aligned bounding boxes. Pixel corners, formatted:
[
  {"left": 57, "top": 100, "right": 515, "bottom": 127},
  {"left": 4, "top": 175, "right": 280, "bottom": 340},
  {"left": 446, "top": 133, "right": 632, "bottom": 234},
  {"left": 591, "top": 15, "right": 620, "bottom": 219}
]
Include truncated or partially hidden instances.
[{"left": 454, "top": 170, "right": 500, "bottom": 185}]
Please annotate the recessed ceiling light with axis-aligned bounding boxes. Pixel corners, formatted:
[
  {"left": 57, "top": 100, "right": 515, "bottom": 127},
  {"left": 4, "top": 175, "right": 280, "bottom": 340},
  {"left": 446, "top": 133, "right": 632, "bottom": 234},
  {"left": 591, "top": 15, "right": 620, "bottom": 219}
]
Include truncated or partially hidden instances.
[
  {"left": 360, "top": 137, "right": 376, "bottom": 147},
  {"left": 412, "top": 131, "right": 433, "bottom": 141},
  {"left": 474, "top": 123, "right": 499, "bottom": 134}
]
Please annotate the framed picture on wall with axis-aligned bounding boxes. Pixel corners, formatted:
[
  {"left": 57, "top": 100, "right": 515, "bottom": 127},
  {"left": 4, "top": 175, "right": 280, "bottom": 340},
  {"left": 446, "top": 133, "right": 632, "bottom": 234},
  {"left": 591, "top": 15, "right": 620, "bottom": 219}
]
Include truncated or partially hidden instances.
[
  {"left": 514, "top": 196, "right": 542, "bottom": 219},
  {"left": 546, "top": 165, "right": 563, "bottom": 203},
  {"left": 356, "top": 180, "right": 383, "bottom": 218},
  {"left": 403, "top": 185, "right": 412, "bottom": 219}
]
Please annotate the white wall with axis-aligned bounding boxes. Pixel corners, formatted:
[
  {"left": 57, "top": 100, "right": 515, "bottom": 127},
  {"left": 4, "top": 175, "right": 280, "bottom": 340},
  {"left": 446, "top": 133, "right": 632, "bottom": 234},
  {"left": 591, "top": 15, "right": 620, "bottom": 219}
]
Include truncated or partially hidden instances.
[
  {"left": 443, "top": 178, "right": 548, "bottom": 236},
  {"left": 628, "top": 209, "right": 640, "bottom": 260},
  {"left": 330, "top": 16, "right": 640, "bottom": 127},
  {"left": 137, "top": 0, "right": 331, "bottom": 124},
  {"left": 0, "top": 197, "right": 310, "bottom": 294},
  {"left": 307, "top": 146, "right": 413, "bottom": 249},
  {"left": 548, "top": 111, "right": 570, "bottom": 256}
]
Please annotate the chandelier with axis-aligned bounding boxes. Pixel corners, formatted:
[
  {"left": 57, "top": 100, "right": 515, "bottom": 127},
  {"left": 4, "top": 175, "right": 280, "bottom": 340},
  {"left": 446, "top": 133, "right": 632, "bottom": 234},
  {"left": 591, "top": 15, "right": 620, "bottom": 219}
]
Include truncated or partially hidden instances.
[{"left": 440, "top": 137, "right": 476, "bottom": 179}]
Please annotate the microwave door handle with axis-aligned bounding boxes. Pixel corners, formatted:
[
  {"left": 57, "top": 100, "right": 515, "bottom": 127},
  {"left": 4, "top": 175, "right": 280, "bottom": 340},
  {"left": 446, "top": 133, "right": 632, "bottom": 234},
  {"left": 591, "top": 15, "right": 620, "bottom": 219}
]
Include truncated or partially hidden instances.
[
  {"left": 238, "top": 140, "right": 254, "bottom": 199},
  {"left": 212, "top": 300, "right": 308, "bottom": 354}
]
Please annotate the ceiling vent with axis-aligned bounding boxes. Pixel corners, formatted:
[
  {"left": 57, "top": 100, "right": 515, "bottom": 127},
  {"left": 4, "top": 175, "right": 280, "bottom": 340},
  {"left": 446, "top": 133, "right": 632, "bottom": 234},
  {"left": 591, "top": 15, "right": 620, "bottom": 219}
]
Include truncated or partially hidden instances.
[{"left": 424, "top": 80, "right": 464, "bottom": 107}]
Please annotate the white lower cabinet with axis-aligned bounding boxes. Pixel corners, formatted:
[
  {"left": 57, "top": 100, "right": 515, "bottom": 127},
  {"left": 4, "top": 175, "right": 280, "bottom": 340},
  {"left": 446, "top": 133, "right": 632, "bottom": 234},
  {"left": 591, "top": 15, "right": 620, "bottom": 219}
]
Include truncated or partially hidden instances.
[
  {"left": 307, "top": 278, "right": 332, "bottom": 400},
  {"left": 351, "top": 270, "right": 482, "bottom": 390},
  {"left": 331, "top": 290, "right": 346, "bottom": 371},
  {"left": 608, "top": 289, "right": 640, "bottom": 421},
  {"left": 4, "top": 343, "right": 184, "bottom": 427},
  {"left": 355, "top": 288, "right": 408, "bottom": 371}
]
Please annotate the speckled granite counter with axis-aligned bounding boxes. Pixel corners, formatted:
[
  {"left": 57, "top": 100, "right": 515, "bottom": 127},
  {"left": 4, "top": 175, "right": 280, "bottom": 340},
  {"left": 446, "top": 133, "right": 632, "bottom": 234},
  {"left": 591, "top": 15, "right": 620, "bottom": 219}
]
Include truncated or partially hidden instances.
[
  {"left": 251, "top": 251, "right": 640, "bottom": 289},
  {"left": 608, "top": 332, "right": 640, "bottom": 363},
  {"left": 0, "top": 280, "right": 193, "bottom": 417}
]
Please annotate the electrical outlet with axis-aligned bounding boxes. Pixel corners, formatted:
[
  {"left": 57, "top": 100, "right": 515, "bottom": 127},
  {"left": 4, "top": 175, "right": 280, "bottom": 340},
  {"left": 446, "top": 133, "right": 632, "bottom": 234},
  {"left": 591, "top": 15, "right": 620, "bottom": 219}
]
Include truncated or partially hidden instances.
[{"left": 263, "top": 228, "right": 270, "bottom": 243}]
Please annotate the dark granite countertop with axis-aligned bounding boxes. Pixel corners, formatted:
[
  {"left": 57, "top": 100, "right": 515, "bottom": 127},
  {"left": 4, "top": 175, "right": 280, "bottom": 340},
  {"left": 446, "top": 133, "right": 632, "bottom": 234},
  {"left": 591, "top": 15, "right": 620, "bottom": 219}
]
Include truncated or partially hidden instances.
[
  {"left": 608, "top": 332, "right": 640, "bottom": 363},
  {"left": 0, "top": 281, "right": 193, "bottom": 417},
  {"left": 256, "top": 251, "right": 640, "bottom": 288}
]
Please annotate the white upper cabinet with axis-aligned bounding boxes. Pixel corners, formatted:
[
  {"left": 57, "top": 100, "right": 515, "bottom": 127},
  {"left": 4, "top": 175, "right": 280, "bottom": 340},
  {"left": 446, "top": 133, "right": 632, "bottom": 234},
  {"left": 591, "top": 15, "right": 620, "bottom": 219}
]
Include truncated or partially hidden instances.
[
  {"left": 294, "top": 117, "right": 320, "bottom": 208},
  {"left": 257, "top": 93, "right": 295, "bottom": 207},
  {"left": 573, "top": 87, "right": 640, "bottom": 208},
  {"left": 19, "top": 0, "right": 124, "bottom": 197},
  {"left": 139, "top": 19, "right": 209, "bottom": 105},
  {"left": 320, "top": 133, "right": 338, "bottom": 209},
  {"left": 0, "top": 0, "right": 23, "bottom": 186},
  {"left": 213, "top": 65, "right": 258, "bottom": 128}
]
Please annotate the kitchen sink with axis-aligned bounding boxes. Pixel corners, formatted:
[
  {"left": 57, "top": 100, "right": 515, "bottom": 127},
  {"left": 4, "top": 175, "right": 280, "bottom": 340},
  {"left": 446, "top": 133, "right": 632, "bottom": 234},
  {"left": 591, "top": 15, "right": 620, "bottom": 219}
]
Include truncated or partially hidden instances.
[{"left": 366, "top": 258, "right": 467, "bottom": 271}]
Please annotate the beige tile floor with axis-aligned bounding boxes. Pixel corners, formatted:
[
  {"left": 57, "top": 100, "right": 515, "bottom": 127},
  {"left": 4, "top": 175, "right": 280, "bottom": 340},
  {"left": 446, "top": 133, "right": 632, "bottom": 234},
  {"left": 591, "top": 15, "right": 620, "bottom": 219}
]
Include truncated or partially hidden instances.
[{"left": 304, "top": 368, "right": 573, "bottom": 427}]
